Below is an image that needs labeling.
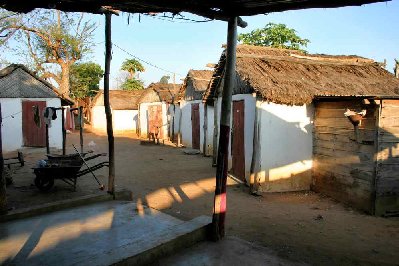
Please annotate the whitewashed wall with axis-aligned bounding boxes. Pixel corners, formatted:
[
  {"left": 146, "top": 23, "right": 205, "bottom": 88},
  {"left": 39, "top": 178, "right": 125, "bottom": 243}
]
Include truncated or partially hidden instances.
[
  {"left": 92, "top": 107, "right": 138, "bottom": 132},
  {"left": 139, "top": 102, "right": 168, "bottom": 139},
  {"left": 113, "top": 110, "right": 138, "bottom": 131},
  {"left": 257, "top": 102, "right": 313, "bottom": 192},
  {"left": 0, "top": 98, "right": 62, "bottom": 152},
  {"left": 179, "top": 100, "right": 204, "bottom": 151},
  {"left": 92, "top": 106, "right": 107, "bottom": 131}
]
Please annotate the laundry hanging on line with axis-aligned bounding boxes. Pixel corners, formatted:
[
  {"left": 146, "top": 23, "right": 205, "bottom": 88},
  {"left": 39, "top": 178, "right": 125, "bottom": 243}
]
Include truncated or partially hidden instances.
[
  {"left": 33, "top": 105, "right": 41, "bottom": 128},
  {"left": 43, "top": 107, "right": 58, "bottom": 128}
]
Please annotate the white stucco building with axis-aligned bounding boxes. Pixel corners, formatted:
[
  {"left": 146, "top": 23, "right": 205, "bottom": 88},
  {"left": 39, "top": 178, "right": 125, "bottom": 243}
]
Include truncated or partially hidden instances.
[
  {"left": 0, "top": 64, "right": 69, "bottom": 152},
  {"left": 91, "top": 90, "right": 142, "bottom": 133}
]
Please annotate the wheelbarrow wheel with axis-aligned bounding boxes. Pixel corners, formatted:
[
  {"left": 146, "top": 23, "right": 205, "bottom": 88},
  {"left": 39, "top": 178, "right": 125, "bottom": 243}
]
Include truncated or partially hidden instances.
[{"left": 35, "top": 175, "right": 54, "bottom": 192}]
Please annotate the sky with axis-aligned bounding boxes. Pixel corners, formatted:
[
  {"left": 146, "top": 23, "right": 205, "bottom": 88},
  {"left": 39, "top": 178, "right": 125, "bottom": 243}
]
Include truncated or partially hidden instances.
[{"left": 3, "top": 0, "right": 399, "bottom": 89}]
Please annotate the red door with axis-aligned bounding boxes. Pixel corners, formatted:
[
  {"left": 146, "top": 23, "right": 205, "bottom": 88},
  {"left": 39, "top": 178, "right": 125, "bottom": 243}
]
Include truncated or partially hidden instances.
[
  {"left": 232, "top": 100, "right": 245, "bottom": 182},
  {"left": 191, "top": 103, "right": 200, "bottom": 149},
  {"left": 148, "top": 105, "right": 163, "bottom": 139},
  {"left": 22, "top": 100, "right": 46, "bottom": 147}
]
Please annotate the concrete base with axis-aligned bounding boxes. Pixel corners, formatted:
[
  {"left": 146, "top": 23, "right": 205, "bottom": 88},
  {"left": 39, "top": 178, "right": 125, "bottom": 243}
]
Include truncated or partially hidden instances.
[
  {"left": 0, "top": 201, "right": 211, "bottom": 266},
  {"left": 159, "top": 236, "right": 308, "bottom": 266}
]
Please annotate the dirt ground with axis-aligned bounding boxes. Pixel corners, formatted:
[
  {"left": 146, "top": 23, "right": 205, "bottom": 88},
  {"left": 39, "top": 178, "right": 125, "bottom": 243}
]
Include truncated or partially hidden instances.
[{"left": 3, "top": 131, "right": 399, "bottom": 266}]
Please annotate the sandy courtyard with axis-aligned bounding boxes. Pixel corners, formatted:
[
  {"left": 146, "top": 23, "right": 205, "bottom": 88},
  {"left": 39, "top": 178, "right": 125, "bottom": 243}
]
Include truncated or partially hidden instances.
[{"left": 3, "top": 131, "right": 399, "bottom": 265}]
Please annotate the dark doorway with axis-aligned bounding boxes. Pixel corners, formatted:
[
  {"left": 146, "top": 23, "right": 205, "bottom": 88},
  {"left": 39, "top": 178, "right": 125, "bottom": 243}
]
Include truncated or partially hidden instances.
[
  {"left": 191, "top": 103, "right": 200, "bottom": 149},
  {"left": 231, "top": 100, "right": 245, "bottom": 182}
]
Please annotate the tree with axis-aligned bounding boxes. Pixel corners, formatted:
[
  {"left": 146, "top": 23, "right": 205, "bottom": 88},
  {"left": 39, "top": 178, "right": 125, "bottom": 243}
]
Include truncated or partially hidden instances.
[
  {"left": 394, "top": 59, "right": 399, "bottom": 78},
  {"left": 0, "top": 9, "right": 96, "bottom": 97},
  {"left": 238, "top": 23, "right": 310, "bottom": 51},
  {"left": 159, "top": 75, "right": 170, "bottom": 84},
  {"left": 120, "top": 78, "right": 144, "bottom": 91},
  {"left": 120, "top": 58, "right": 145, "bottom": 90},
  {"left": 121, "top": 58, "right": 145, "bottom": 79},
  {"left": 70, "top": 62, "right": 103, "bottom": 99}
]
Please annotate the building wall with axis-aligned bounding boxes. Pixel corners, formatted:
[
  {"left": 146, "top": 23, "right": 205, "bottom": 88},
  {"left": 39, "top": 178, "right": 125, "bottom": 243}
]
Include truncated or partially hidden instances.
[
  {"left": 375, "top": 99, "right": 399, "bottom": 216},
  {"left": 139, "top": 102, "right": 168, "bottom": 139},
  {"left": 257, "top": 101, "right": 313, "bottom": 192},
  {"left": 113, "top": 110, "right": 138, "bottom": 131},
  {"left": 180, "top": 100, "right": 204, "bottom": 151},
  {"left": 312, "top": 100, "right": 377, "bottom": 213},
  {"left": 1, "top": 98, "right": 62, "bottom": 152},
  {"left": 91, "top": 106, "right": 107, "bottom": 132}
]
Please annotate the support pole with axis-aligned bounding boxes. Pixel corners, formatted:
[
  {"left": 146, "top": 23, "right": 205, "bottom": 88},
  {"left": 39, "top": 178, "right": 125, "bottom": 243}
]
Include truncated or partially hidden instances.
[
  {"left": 249, "top": 98, "right": 261, "bottom": 194},
  {"left": 212, "top": 17, "right": 237, "bottom": 240},
  {"left": 79, "top": 106, "right": 84, "bottom": 153},
  {"left": 61, "top": 107, "right": 66, "bottom": 155},
  {"left": 104, "top": 13, "right": 115, "bottom": 196},
  {"left": 46, "top": 124, "right": 50, "bottom": 154},
  {"left": 0, "top": 103, "right": 7, "bottom": 214},
  {"left": 212, "top": 97, "right": 218, "bottom": 166},
  {"left": 203, "top": 103, "right": 208, "bottom": 156}
]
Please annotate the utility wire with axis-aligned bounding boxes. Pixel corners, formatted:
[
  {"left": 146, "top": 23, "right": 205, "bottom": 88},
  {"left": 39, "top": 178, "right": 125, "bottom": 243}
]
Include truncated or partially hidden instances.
[{"left": 112, "top": 42, "right": 184, "bottom": 77}]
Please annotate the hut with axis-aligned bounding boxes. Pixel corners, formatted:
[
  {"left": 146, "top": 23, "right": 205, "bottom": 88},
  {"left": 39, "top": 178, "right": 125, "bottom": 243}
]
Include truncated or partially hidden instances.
[
  {"left": 175, "top": 70, "right": 213, "bottom": 152},
  {"left": 91, "top": 90, "right": 143, "bottom": 133},
  {"left": 203, "top": 45, "right": 399, "bottom": 215},
  {"left": 0, "top": 64, "right": 73, "bottom": 152},
  {"left": 138, "top": 83, "right": 180, "bottom": 140}
]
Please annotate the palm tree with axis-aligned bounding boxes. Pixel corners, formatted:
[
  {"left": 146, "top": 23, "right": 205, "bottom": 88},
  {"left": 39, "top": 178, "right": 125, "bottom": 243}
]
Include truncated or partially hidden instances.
[{"left": 121, "top": 59, "right": 145, "bottom": 79}]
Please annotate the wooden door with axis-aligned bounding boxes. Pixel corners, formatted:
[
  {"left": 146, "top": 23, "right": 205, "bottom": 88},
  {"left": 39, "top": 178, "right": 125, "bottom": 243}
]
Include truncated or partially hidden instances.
[
  {"left": 22, "top": 100, "right": 46, "bottom": 147},
  {"left": 191, "top": 103, "right": 200, "bottom": 149},
  {"left": 232, "top": 100, "right": 245, "bottom": 181},
  {"left": 148, "top": 104, "right": 163, "bottom": 139}
]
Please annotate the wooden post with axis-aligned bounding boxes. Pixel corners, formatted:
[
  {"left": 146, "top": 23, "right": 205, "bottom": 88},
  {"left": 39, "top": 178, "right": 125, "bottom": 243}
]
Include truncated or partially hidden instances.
[
  {"left": 249, "top": 98, "right": 261, "bottom": 194},
  {"left": 212, "top": 97, "right": 219, "bottom": 166},
  {"left": 104, "top": 13, "right": 115, "bottom": 196},
  {"left": 61, "top": 107, "right": 66, "bottom": 155},
  {"left": 212, "top": 17, "right": 237, "bottom": 240},
  {"left": 46, "top": 124, "right": 50, "bottom": 154},
  {"left": 79, "top": 106, "right": 84, "bottom": 153},
  {"left": 0, "top": 103, "right": 7, "bottom": 214}
]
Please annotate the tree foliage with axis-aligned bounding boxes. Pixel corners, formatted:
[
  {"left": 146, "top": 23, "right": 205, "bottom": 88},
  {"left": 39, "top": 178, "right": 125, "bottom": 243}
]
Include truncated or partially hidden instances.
[
  {"left": 120, "top": 78, "right": 144, "bottom": 91},
  {"left": 121, "top": 58, "right": 145, "bottom": 79},
  {"left": 0, "top": 9, "right": 96, "bottom": 96},
  {"left": 159, "top": 75, "right": 170, "bottom": 84},
  {"left": 70, "top": 62, "right": 103, "bottom": 99},
  {"left": 238, "top": 23, "right": 310, "bottom": 51}
]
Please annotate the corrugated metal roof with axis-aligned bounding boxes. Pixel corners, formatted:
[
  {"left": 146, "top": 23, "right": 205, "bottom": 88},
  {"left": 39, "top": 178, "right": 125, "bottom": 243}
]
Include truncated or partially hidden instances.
[{"left": 0, "top": 65, "right": 58, "bottom": 98}]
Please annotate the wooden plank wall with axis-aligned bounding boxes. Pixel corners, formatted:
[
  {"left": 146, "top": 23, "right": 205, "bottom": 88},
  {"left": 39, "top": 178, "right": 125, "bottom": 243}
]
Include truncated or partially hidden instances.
[
  {"left": 312, "top": 100, "right": 377, "bottom": 213},
  {"left": 375, "top": 99, "right": 399, "bottom": 216}
]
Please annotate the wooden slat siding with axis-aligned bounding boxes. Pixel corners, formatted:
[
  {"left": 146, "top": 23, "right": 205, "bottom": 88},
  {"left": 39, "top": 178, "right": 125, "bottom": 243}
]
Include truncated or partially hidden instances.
[
  {"left": 375, "top": 99, "right": 399, "bottom": 216},
  {"left": 312, "top": 100, "right": 377, "bottom": 213}
]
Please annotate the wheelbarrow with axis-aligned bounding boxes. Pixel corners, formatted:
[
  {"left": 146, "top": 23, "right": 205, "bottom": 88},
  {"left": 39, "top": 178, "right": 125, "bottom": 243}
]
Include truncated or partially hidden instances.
[{"left": 33, "top": 152, "right": 108, "bottom": 192}]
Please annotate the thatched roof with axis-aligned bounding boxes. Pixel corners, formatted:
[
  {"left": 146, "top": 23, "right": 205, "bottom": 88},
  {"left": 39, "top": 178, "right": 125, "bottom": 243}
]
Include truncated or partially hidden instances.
[
  {"left": 92, "top": 90, "right": 144, "bottom": 110},
  {"left": 178, "top": 69, "right": 213, "bottom": 101},
  {"left": 0, "top": 64, "right": 74, "bottom": 105},
  {"left": 203, "top": 45, "right": 399, "bottom": 106},
  {"left": 0, "top": 0, "right": 388, "bottom": 22},
  {"left": 140, "top": 83, "right": 181, "bottom": 103}
]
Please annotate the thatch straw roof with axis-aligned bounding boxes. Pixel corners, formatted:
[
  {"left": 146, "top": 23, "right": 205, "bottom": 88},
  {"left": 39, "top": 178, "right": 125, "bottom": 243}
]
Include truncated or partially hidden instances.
[
  {"left": 203, "top": 45, "right": 399, "bottom": 106},
  {"left": 140, "top": 83, "right": 181, "bottom": 103},
  {"left": 92, "top": 90, "right": 144, "bottom": 110},
  {"left": 0, "top": 64, "right": 74, "bottom": 105},
  {"left": 1, "top": 0, "right": 387, "bottom": 20},
  {"left": 178, "top": 69, "right": 213, "bottom": 101}
]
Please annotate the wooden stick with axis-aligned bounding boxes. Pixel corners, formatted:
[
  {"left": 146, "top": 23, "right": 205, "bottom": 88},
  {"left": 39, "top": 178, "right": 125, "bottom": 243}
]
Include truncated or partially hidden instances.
[
  {"left": 212, "top": 17, "right": 237, "bottom": 241},
  {"left": 249, "top": 98, "right": 260, "bottom": 194},
  {"left": 46, "top": 124, "right": 50, "bottom": 154},
  {"left": 0, "top": 103, "right": 7, "bottom": 214},
  {"left": 104, "top": 13, "right": 115, "bottom": 196},
  {"left": 212, "top": 97, "right": 218, "bottom": 166},
  {"left": 203, "top": 103, "right": 208, "bottom": 155},
  {"left": 79, "top": 106, "right": 84, "bottom": 153},
  {"left": 61, "top": 107, "right": 66, "bottom": 155}
]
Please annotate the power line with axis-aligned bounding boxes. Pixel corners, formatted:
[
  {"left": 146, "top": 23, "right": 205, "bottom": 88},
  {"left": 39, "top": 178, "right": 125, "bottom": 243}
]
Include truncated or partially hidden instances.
[{"left": 112, "top": 42, "right": 184, "bottom": 77}]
